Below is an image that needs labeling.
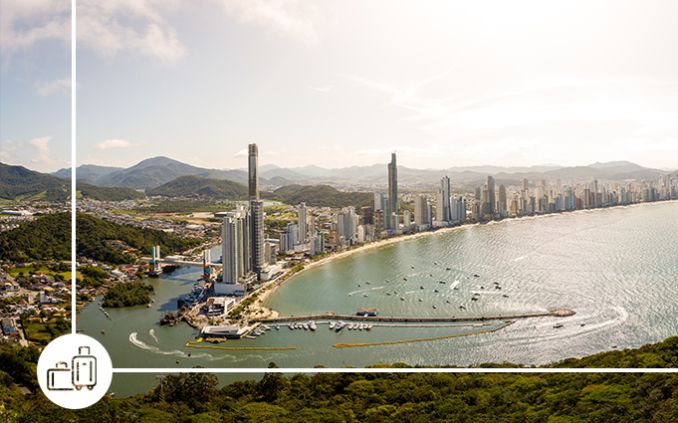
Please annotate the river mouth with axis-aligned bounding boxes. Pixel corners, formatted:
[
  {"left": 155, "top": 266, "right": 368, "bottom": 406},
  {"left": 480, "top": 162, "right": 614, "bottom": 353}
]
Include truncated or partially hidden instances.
[{"left": 79, "top": 201, "right": 678, "bottom": 395}]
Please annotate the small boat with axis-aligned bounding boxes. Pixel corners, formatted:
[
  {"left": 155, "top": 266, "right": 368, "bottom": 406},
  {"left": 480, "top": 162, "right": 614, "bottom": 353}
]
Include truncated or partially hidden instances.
[
  {"left": 580, "top": 323, "right": 586, "bottom": 327},
  {"left": 400, "top": 297, "right": 405, "bottom": 301},
  {"left": 386, "top": 292, "right": 391, "bottom": 296},
  {"left": 446, "top": 300, "right": 450, "bottom": 304},
  {"left": 335, "top": 321, "right": 345, "bottom": 332},
  {"left": 303, "top": 324, "right": 309, "bottom": 330},
  {"left": 275, "top": 325, "right": 280, "bottom": 330},
  {"left": 459, "top": 305, "right": 466, "bottom": 310},
  {"left": 403, "top": 277, "right": 407, "bottom": 281},
  {"left": 553, "top": 324, "right": 564, "bottom": 329},
  {"left": 418, "top": 298, "right": 423, "bottom": 302},
  {"left": 420, "top": 286, "right": 424, "bottom": 290},
  {"left": 446, "top": 267, "right": 451, "bottom": 271},
  {"left": 366, "top": 281, "right": 370, "bottom": 285},
  {"left": 432, "top": 305, "right": 437, "bottom": 309},
  {"left": 411, "top": 266, "right": 414, "bottom": 269},
  {"left": 471, "top": 297, "right": 478, "bottom": 301},
  {"left": 363, "top": 294, "right": 368, "bottom": 298},
  {"left": 329, "top": 321, "right": 335, "bottom": 329},
  {"left": 309, "top": 321, "right": 317, "bottom": 331},
  {"left": 502, "top": 294, "right": 509, "bottom": 298},
  {"left": 366, "top": 324, "right": 373, "bottom": 330},
  {"left": 100, "top": 330, "right": 105, "bottom": 335},
  {"left": 434, "top": 289, "right": 439, "bottom": 293},
  {"left": 473, "top": 274, "right": 480, "bottom": 278}
]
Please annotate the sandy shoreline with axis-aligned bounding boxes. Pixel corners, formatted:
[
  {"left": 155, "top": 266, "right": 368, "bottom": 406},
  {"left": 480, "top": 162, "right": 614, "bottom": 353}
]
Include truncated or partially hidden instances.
[{"left": 245, "top": 199, "right": 677, "bottom": 320}]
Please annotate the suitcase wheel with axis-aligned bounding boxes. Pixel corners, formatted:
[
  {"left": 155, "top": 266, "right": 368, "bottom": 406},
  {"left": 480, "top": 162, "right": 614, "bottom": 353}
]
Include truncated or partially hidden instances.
[
  {"left": 75, "top": 385, "right": 82, "bottom": 391},
  {"left": 87, "top": 386, "right": 94, "bottom": 390}
]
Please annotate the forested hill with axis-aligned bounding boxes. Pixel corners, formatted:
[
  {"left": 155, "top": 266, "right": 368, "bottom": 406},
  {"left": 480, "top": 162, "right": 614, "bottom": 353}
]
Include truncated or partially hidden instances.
[
  {"left": 0, "top": 337, "right": 676, "bottom": 421},
  {"left": 146, "top": 175, "right": 248, "bottom": 199},
  {"left": 267, "top": 184, "right": 374, "bottom": 209},
  {"left": 0, "top": 213, "right": 199, "bottom": 263}
]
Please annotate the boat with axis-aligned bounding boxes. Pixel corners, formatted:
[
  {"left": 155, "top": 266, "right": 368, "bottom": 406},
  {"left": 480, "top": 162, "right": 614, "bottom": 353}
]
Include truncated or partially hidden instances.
[
  {"left": 553, "top": 324, "right": 564, "bottom": 329},
  {"left": 432, "top": 305, "right": 437, "bottom": 309},
  {"left": 418, "top": 298, "right": 423, "bottom": 302},
  {"left": 502, "top": 294, "right": 509, "bottom": 298},
  {"left": 403, "top": 277, "right": 407, "bottom": 281},
  {"left": 275, "top": 325, "right": 280, "bottom": 330},
  {"left": 335, "top": 321, "right": 345, "bottom": 332},
  {"left": 303, "top": 324, "right": 309, "bottom": 330},
  {"left": 309, "top": 321, "right": 317, "bottom": 331},
  {"left": 473, "top": 274, "right": 480, "bottom": 278},
  {"left": 288, "top": 323, "right": 294, "bottom": 330},
  {"left": 400, "top": 297, "right": 405, "bottom": 301},
  {"left": 420, "top": 285, "right": 424, "bottom": 289},
  {"left": 366, "top": 324, "right": 373, "bottom": 330},
  {"left": 446, "top": 267, "right": 451, "bottom": 270},
  {"left": 329, "top": 321, "right": 335, "bottom": 329},
  {"left": 434, "top": 289, "right": 439, "bottom": 293}
]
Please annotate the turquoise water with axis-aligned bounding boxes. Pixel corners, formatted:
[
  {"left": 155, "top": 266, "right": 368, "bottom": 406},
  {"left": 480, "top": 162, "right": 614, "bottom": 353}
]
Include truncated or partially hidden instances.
[{"left": 78, "top": 201, "right": 678, "bottom": 396}]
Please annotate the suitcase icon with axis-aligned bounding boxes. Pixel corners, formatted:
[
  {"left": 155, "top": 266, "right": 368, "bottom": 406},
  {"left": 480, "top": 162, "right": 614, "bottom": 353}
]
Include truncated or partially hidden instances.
[
  {"left": 71, "top": 346, "right": 97, "bottom": 391},
  {"left": 47, "top": 362, "right": 74, "bottom": 391}
]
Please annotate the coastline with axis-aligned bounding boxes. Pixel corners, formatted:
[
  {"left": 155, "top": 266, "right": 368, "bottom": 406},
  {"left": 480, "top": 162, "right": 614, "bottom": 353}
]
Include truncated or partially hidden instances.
[{"left": 247, "top": 198, "right": 677, "bottom": 320}]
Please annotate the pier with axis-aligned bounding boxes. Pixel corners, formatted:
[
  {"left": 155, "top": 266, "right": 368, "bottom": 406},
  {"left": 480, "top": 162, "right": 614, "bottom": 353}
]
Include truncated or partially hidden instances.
[{"left": 252, "top": 308, "right": 575, "bottom": 324}]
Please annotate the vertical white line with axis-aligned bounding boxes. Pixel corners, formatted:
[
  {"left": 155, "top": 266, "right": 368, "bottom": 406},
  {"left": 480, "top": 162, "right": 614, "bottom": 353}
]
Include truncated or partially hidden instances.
[{"left": 71, "top": 0, "right": 77, "bottom": 335}]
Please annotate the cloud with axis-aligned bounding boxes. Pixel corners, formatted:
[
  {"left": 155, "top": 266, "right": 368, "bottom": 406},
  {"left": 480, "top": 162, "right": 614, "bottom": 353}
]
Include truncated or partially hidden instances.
[
  {"left": 234, "top": 148, "right": 248, "bottom": 157},
  {"left": 29, "top": 136, "right": 53, "bottom": 165},
  {"left": 310, "top": 85, "right": 333, "bottom": 93},
  {"left": 34, "top": 77, "right": 70, "bottom": 96},
  {"left": 0, "top": 0, "right": 69, "bottom": 56},
  {"left": 78, "top": 0, "right": 185, "bottom": 63},
  {"left": 95, "top": 139, "right": 138, "bottom": 150},
  {"left": 215, "top": 0, "right": 322, "bottom": 45}
]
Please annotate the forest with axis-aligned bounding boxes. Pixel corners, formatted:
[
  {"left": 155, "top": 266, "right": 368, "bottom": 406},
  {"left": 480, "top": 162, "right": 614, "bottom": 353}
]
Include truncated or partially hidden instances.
[{"left": 0, "top": 337, "right": 676, "bottom": 422}]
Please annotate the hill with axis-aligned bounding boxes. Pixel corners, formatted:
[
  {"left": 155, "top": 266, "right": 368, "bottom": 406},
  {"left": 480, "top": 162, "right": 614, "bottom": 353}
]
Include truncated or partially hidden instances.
[
  {"left": 77, "top": 183, "right": 145, "bottom": 201},
  {"left": 0, "top": 162, "right": 69, "bottom": 201},
  {"left": 146, "top": 175, "right": 248, "bottom": 199},
  {"left": 52, "top": 164, "right": 122, "bottom": 183},
  {"left": 0, "top": 336, "right": 677, "bottom": 421},
  {"left": 93, "top": 156, "right": 249, "bottom": 189},
  {"left": 269, "top": 184, "right": 373, "bottom": 208},
  {"left": 0, "top": 212, "right": 199, "bottom": 263}
]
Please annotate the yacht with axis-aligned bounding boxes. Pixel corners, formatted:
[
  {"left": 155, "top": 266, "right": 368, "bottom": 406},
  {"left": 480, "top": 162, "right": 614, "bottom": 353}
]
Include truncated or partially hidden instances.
[
  {"left": 335, "top": 321, "right": 346, "bottom": 332},
  {"left": 309, "top": 321, "right": 317, "bottom": 331},
  {"left": 329, "top": 321, "right": 335, "bottom": 330}
]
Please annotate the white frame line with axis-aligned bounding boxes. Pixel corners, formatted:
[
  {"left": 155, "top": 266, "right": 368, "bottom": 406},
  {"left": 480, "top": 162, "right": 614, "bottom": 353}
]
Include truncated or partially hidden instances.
[
  {"left": 70, "top": 0, "right": 77, "bottom": 335},
  {"left": 68, "top": 1, "right": 677, "bottom": 374}
]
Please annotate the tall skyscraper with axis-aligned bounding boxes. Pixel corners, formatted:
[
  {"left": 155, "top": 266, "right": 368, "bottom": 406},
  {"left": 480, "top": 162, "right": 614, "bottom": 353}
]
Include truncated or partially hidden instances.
[
  {"left": 414, "top": 194, "right": 431, "bottom": 227},
  {"left": 297, "top": 202, "right": 307, "bottom": 244},
  {"left": 221, "top": 216, "right": 240, "bottom": 285},
  {"left": 387, "top": 152, "right": 398, "bottom": 229},
  {"left": 248, "top": 143, "right": 264, "bottom": 276},
  {"left": 437, "top": 176, "right": 451, "bottom": 223},
  {"left": 248, "top": 144, "right": 259, "bottom": 200},
  {"left": 498, "top": 184, "right": 507, "bottom": 217},
  {"left": 487, "top": 175, "right": 496, "bottom": 216}
]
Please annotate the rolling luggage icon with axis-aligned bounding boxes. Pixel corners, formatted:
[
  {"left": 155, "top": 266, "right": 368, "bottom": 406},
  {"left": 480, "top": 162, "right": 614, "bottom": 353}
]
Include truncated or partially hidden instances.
[
  {"left": 72, "top": 346, "right": 97, "bottom": 390},
  {"left": 47, "top": 362, "right": 74, "bottom": 391},
  {"left": 46, "top": 346, "right": 97, "bottom": 391}
]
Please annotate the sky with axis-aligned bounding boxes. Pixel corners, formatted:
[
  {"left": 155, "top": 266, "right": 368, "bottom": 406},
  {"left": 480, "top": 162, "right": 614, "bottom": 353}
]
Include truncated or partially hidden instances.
[{"left": 3, "top": 1, "right": 678, "bottom": 173}]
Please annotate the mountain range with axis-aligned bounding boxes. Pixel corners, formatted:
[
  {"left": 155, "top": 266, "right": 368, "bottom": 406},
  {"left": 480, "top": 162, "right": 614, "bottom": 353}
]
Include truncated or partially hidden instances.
[{"left": 54, "top": 157, "right": 673, "bottom": 191}]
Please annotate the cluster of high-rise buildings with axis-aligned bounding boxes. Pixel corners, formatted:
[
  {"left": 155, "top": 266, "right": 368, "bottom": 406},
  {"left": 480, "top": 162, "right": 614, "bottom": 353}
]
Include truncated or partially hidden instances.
[
  {"left": 468, "top": 174, "right": 678, "bottom": 221},
  {"left": 215, "top": 146, "right": 677, "bottom": 296},
  {"left": 215, "top": 144, "right": 267, "bottom": 295}
]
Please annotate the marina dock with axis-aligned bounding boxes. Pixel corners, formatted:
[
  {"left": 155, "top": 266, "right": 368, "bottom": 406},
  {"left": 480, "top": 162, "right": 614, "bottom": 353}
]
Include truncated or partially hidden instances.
[{"left": 252, "top": 308, "right": 575, "bottom": 324}]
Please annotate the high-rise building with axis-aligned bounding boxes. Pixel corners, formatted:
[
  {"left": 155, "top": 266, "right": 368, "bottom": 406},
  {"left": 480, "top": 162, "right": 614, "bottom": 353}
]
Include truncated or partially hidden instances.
[
  {"left": 498, "top": 184, "right": 507, "bottom": 217},
  {"left": 248, "top": 144, "right": 259, "bottom": 200},
  {"left": 487, "top": 176, "right": 496, "bottom": 216},
  {"left": 439, "top": 176, "right": 451, "bottom": 222},
  {"left": 248, "top": 143, "right": 264, "bottom": 277},
  {"left": 414, "top": 194, "right": 431, "bottom": 228},
  {"left": 387, "top": 153, "right": 398, "bottom": 229},
  {"left": 297, "top": 202, "right": 307, "bottom": 244}
]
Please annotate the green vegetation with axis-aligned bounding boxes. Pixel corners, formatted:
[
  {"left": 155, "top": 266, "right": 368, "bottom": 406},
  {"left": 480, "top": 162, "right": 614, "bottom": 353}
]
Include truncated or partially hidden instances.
[
  {"left": 78, "top": 183, "right": 145, "bottom": 201},
  {"left": 0, "top": 214, "right": 70, "bottom": 262},
  {"left": 19, "top": 316, "right": 70, "bottom": 345},
  {"left": 76, "top": 213, "right": 201, "bottom": 264},
  {"left": 147, "top": 175, "right": 248, "bottom": 199},
  {"left": 135, "top": 200, "right": 235, "bottom": 213},
  {"left": 268, "top": 184, "right": 373, "bottom": 209},
  {"left": 102, "top": 282, "right": 154, "bottom": 307},
  {"left": 0, "top": 162, "right": 69, "bottom": 201},
  {"left": 0, "top": 213, "right": 200, "bottom": 264},
  {"left": 0, "top": 338, "right": 678, "bottom": 421}
]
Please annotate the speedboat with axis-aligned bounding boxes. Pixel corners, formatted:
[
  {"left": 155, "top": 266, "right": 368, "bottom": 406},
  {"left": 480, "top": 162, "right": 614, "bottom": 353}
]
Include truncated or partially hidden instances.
[
  {"left": 335, "top": 321, "right": 345, "bottom": 332},
  {"left": 329, "top": 321, "right": 335, "bottom": 329}
]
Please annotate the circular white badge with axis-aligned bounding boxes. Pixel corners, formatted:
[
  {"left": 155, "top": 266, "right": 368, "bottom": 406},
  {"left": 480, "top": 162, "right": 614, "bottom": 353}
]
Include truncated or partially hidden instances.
[{"left": 37, "top": 333, "right": 113, "bottom": 409}]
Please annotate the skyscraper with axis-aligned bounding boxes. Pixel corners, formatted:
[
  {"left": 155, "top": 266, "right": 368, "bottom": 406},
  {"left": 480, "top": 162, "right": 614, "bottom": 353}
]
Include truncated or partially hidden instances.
[
  {"left": 437, "top": 176, "right": 451, "bottom": 223},
  {"left": 297, "top": 202, "right": 307, "bottom": 244},
  {"left": 387, "top": 152, "right": 398, "bottom": 229},
  {"left": 487, "top": 175, "right": 496, "bottom": 216},
  {"left": 248, "top": 144, "right": 259, "bottom": 200},
  {"left": 498, "top": 184, "right": 507, "bottom": 217},
  {"left": 248, "top": 143, "right": 264, "bottom": 276}
]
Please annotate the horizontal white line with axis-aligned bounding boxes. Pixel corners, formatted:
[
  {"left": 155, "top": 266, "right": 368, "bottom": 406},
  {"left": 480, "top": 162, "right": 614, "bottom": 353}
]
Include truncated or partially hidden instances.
[{"left": 113, "top": 367, "right": 678, "bottom": 374}]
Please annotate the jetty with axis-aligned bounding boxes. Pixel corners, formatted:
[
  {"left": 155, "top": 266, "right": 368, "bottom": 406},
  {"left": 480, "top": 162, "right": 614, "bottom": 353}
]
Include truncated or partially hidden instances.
[{"left": 252, "top": 308, "right": 575, "bottom": 324}]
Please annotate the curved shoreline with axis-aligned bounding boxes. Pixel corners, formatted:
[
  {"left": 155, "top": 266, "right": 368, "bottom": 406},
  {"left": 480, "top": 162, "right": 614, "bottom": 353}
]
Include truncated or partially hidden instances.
[{"left": 248, "top": 199, "right": 677, "bottom": 320}]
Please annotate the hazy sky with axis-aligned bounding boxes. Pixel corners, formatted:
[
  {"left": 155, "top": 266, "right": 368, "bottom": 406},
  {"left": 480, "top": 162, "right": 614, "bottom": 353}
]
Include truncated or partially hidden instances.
[{"left": 3, "top": 1, "right": 678, "bottom": 172}]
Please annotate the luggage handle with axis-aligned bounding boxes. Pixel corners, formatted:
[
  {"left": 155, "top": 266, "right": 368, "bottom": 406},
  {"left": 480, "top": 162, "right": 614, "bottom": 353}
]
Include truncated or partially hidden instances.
[
  {"left": 55, "top": 361, "right": 69, "bottom": 368},
  {"left": 78, "top": 346, "right": 91, "bottom": 355}
]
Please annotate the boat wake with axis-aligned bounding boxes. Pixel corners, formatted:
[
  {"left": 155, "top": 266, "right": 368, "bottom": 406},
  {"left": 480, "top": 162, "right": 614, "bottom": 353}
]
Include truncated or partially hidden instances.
[
  {"left": 129, "top": 332, "right": 213, "bottom": 360},
  {"left": 149, "top": 328, "right": 159, "bottom": 343}
]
